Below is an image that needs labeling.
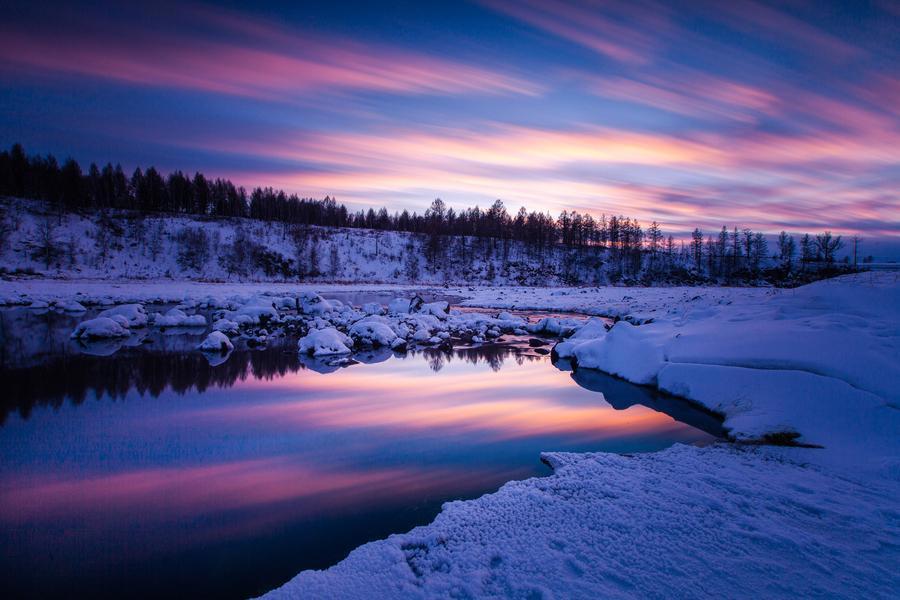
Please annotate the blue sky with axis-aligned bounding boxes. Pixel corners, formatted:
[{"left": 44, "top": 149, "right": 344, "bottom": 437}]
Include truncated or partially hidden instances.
[{"left": 1, "top": 0, "right": 898, "bottom": 251}]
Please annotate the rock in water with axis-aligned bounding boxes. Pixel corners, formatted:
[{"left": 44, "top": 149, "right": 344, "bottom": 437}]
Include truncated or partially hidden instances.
[{"left": 199, "top": 331, "right": 234, "bottom": 353}]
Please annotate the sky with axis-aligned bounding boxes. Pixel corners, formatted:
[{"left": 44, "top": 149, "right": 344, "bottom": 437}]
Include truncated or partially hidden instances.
[{"left": 1, "top": 0, "right": 898, "bottom": 249}]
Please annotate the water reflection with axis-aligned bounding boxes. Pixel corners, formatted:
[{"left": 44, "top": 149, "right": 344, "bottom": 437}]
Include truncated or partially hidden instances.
[
  {"left": 0, "top": 309, "right": 722, "bottom": 600},
  {"left": 0, "top": 338, "right": 547, "bottom": 424},
  {"left": 558, "top": 359, "right": 727, "bottom": 438}
]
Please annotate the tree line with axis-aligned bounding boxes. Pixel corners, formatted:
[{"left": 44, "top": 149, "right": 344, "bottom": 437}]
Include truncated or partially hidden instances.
[{"left": 0, "top": 143, "right": 858, "bottom": 283}]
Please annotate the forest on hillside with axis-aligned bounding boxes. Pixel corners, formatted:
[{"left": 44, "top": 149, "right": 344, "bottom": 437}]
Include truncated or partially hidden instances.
[{"left": 0, "top": 143, "right": 864, "bottom": 286}]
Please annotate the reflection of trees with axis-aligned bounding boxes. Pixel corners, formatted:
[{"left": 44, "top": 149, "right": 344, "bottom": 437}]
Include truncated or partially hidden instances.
[
  {"left": 414, "top": 344, "right": 543, "bottom": 373},
  {"left": 2, "top": 338, "right": 546, "bottom": 424},
  {"left": 0, "top": 308, "right": 81, "bottom": 371},
  {"left": 1, "top": 344, "right": 297, "bottom": 424}
]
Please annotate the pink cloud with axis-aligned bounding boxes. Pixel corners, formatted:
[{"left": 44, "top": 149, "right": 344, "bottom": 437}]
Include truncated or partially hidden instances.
[
  {"left": 480, "top": 0, "right": 667, "bottom": 64},
  {"left": 0, "top": 9, "right": 540, "bottom": 100},
  {"left": 137, "top": 116, "right": 894, "bottom": 236},
  {"left": 713, "top": 1, "right": 864, "bottom": 63},
  {"left": 587, "top": 70, "right": 781, "bottom": 123}
]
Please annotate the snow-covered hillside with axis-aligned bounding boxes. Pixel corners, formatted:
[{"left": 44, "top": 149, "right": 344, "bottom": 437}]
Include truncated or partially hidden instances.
[{"left": 0, "top": 198, "right": 613, "bottom": 286}]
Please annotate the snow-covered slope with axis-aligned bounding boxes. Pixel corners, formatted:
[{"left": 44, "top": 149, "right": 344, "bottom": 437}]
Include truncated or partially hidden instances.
[{"left": 0, "top": 198, "right": 612, "bottom": 286}]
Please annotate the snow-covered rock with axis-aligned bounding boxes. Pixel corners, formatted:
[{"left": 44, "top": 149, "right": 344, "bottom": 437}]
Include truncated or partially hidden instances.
[
  {"left": 388, "top": 297, "right": 411, "bottom": 314},
  {"left": 56, "top": 300, "right": 87, "bottom": 312},
  {"left": 97, "top": 304, "right": 148, "bottom": 327},
  {"left": 223, "top": 299, "right": 280, "bottom": 326},
  {"left": 417, "top": 301, "right": 449, "bottom": 318},
  {"left": 299, "top": 292, "right": 335, "bottom": 316},
  {"left": 495, "top": 311, "right": 527, "bottom": 328},
  {"left": 362, "top": 302, "right": 384, "bottom": 315},
  {"left": 348, "top": 319, "right": 398, "bottom": 347},
  {"left": 71, "top": 317, "right": 131, "bottom": 339},
  {"left": 526, "top": 317, "right": 581, "bottom": 337},
  {"left": 198, "top": 330, "right": 234, "bottom": 353},
  {"left": 152, "top": 308, "right": 207, "bottom": 327},
  {"left": 212, "top": 318, "right": 240, "bottom": 335},
  {"left": 298, "top": 327, "right": 353, "bottom": 356}
]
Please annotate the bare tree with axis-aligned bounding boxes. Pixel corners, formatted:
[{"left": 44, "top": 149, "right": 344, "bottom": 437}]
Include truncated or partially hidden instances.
[
  {"left": 175, "top": 226, "right": 210, "bottom": 272},
  {"left": 308, "top": 238, "right": 320, "bottom": 277},
  {"left": 329, "top": 241, "right": 341, "bottom": 278},
  {"left": 147, "top": 221, "right": 164, "bottom": 262},
  {"left": 32, "top": 218, "right": 61, "bottom": 269},
  {"left": 220, "top": 228, "right": 249, "bottom": 279},
  {"left": 404, "top": 242, "right": 420, "bottom": 281},
  {"left": 777, "top": 231, "right": 795, "bottom": 269},
  {"left": 0, "top": 209, "right": 12, "bottom": 256},
  {"left": 815, "top": 231, "right": 844, "bottom": 264}
]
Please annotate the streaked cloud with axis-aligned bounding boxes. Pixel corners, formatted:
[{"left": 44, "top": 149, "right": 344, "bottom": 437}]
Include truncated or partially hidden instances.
[
  {"left": 1, "top": 0, "right": 897, "bottom": 241},
  {"left": 0, "top": 4, "right": 540, "bottom": 100},
  {"left": 480, "top": 0, "right": 668, "bottom": 64}
]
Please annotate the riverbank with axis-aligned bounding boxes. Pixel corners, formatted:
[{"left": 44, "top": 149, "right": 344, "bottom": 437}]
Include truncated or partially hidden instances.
[{"left": 262, "top": 273, "right": 899, "bottom": 598}]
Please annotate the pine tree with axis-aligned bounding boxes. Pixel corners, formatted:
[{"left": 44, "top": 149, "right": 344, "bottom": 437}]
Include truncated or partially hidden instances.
[
  {"left": 800, "top": 233, "right": 815, "bottom": 268},
  {"left": 777, "top": 231, "right": 795, "bottom": 269},
  {"left": 691, "top": 228, "right": 704, "bottom": 271},
  {"left": 731, "top": 227, "right": 741, "bottom": 272}
]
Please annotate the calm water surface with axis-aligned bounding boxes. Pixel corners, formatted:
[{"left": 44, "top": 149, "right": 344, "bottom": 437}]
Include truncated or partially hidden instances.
[{"left": 0, "top": 307, "right": 721, "bottom": 598}]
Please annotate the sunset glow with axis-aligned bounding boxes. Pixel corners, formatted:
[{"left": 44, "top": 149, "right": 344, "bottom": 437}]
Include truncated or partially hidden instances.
[{"left": 1, "top": 0, "right": 897, "bottom": 241}]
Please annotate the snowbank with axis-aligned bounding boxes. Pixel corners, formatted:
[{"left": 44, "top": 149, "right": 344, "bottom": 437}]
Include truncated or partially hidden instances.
[
  {"left": 227, "top": 299, "right": 280, "bottom": 325},
  {"left": 559, "top": 274, "right": 900, "bottom": 467},
  {"left": 551, "top": 317, "right": 608, "bottom": 359},
  {"left": 572, "top": 321, "right": 665, "bottom": 385}
]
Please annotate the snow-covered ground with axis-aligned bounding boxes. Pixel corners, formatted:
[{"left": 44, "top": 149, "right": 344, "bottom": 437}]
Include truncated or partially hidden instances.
[
  {"left": 263, "top": 444, "right": 898, "bottom": 599},
  {"left": 1, "top": 272, "right": 898, "bottom": 597}
]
